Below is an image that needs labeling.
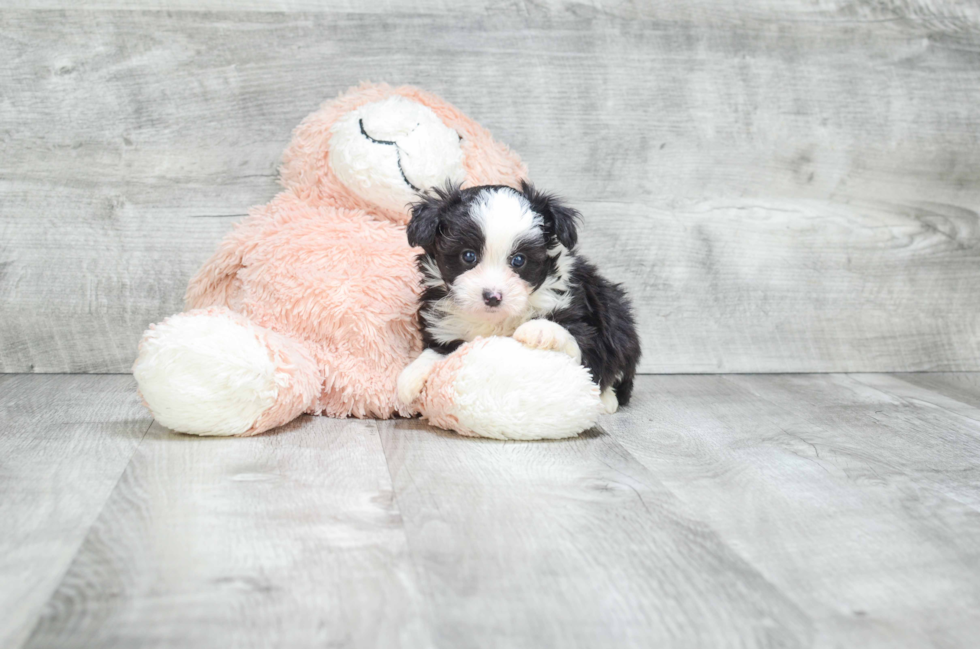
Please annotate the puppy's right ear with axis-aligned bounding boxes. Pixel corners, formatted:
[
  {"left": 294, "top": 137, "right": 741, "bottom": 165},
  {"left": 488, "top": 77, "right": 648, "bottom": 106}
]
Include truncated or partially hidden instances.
[{"left": 407, "top": 181, "right": 461, "bottom": 250}]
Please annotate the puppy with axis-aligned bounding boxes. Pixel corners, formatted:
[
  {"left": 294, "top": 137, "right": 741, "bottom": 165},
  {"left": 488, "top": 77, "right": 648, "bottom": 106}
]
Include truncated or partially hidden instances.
[{"left": 397, "top": 181, "right": 640, "bottom": 414}]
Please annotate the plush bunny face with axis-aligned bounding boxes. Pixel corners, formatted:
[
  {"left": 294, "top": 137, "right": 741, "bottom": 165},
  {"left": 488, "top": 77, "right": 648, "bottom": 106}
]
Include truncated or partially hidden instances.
[
  {"left": 279, "top": 83, "right": 528, "bottom": 225},
  {"left": 329, "top": 96, "right": 466, "bottom": 214}
]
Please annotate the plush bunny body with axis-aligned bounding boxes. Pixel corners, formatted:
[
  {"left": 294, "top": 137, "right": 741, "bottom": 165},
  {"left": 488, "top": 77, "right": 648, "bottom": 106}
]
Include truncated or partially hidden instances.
[{"left": 134, "top": 83, "right": 602, "bottom": 439}]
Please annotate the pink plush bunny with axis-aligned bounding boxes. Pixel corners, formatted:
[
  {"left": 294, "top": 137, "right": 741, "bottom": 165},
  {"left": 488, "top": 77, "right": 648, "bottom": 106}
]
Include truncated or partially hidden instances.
[{"left": 133, "top": 83, "right": 602, "bottom": 440}]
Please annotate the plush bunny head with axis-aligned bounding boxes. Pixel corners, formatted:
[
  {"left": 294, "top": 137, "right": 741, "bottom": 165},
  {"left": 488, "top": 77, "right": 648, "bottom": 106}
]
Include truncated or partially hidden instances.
[{"left": 279, "top": 82, "right": 528, "bottom": 225}]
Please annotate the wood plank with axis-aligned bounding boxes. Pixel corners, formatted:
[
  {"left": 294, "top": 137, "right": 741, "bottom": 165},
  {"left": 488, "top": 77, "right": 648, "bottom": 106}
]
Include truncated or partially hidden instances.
[
  {"left": 4, "top": 186, "right": 979, "bottom": 374},
  {"left": 8, "top": 372, "right": 980, "bottom": 646},
  {"left": 886, "top": 372, "right": 980, "bottom": 411},
  {"left": 577, "top": 199, "right": 980, "bottom": 372},
  {"left": 600, "top": 374, "right": 980, "bottom": 648},
  {"left": 846, "top": 372, "right": 980, "bottom": 426},
  {"left": 734, "top": 373, "right": 980, "bottom": 510},
  {"left": 376, "top": 419, "right": 812, "bottom": 648},
  {"left": 3, "top": 0, "right": 978, "bottom": 28},
  {"left": 0, "top": 374, "right": 151, "bottom": 649},
  {"left": 2, "top": 8, "right": 979, "bottom": 373},
  {"left": 23, "top": 416, "right": 430, "bottom": 649},
  {"left": 4, "top": 10, "right": 977, "bottom": 204},
  {"left": 0, "top": 181, "right": 250, "bottom": 373}
]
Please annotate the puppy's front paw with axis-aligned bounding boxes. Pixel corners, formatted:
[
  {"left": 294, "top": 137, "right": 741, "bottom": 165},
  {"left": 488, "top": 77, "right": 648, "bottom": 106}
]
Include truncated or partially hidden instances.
[
  {"left": 600, "top": 386, "right": 619, "bottom": 414},
  {"left": 397, "top": 350, "right": 441, "bottom": 405},
  {"left": 397, "top": 365, "right": 427, "bottom": 405},
  {"left": 513, "top": 319, "right": 581, "bottom": 363}
]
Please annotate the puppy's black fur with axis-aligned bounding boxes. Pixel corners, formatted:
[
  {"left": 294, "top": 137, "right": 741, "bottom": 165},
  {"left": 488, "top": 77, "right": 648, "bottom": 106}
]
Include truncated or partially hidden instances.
[{"left": 408, "top": 181, "right": 641, "bottom": 407}]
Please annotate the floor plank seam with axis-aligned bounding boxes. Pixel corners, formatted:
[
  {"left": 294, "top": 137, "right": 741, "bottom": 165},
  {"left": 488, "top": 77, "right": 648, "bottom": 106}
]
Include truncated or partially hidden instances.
[
  {"left": 19, "top": 418, "right": 156, "bottom": 649},
  {"left": 371, "top": 419, "right": 439, "bottom": 648},
  {"left": 593, "top": 418, "right": 821, "bottom": 641},
  {"left": 5, "top": 375, "right": 980, "bottom": 645}
]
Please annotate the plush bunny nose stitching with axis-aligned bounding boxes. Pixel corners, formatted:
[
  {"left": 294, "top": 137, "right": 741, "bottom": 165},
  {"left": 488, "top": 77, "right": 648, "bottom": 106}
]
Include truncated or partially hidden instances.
[
  {"left": 328, "top": 96, "right": 466, "bottom": 215},
  {"left": 359, "top": 119, "right": 421, "bottom": 192}
]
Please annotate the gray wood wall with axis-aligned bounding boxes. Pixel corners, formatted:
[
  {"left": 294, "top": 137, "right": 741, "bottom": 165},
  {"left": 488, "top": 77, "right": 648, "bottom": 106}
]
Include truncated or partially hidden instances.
[{"left": 2, "top": 1, "right": 979, "bottom": 374}]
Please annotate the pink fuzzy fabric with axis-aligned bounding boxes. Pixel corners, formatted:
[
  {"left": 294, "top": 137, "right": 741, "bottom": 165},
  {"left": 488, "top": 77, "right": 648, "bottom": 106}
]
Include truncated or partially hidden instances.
[
  {"left": 183, "top": 83, "right": 527, "bottom": 427},
  {"left": 414, "top": 341, "right": 475, "bottom": 437},
  {"left": 201, "top": 306, "right": 323, "bottom": 436}
]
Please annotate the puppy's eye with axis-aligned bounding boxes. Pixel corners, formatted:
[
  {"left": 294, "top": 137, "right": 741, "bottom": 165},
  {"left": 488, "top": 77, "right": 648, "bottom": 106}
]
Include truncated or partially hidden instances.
[
  {"left": 510, "top": 254, "right": 526, "bottom": 268},
  {"left": 461, "top": 250, "right": 477, "bottom": 265}
]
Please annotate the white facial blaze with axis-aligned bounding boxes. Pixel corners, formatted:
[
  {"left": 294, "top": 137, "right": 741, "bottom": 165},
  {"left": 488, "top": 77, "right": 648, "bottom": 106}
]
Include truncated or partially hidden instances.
[
  {"left": 453, "top": 189, "right": 542, "bottom": 321},
  {"left": 472, "top": 189, "right": 543, "bottom": 267}
]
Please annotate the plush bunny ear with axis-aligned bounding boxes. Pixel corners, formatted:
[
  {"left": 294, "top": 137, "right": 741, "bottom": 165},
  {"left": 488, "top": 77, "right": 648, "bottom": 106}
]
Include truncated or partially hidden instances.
[
  {"left": 407, "top": 181, "right": 463, "bottom": 250},
  {"left": 519, "top": 180, "right": 580, "bottom": 250}
]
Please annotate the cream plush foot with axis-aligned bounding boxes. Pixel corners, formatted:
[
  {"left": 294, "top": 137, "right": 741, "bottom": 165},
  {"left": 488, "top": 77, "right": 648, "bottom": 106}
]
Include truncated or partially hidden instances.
[
  {"left": 416, "top": 337, "right": 602, "bottom": 440},
  {"left": 133, "top": 307, "right": 321, "bottom": 436},
  {"left": 513, "top": 319, "right": 581, "bottom": 363},
  {"left": 397, "top": 348, "right": 442, "bottom": 405}
]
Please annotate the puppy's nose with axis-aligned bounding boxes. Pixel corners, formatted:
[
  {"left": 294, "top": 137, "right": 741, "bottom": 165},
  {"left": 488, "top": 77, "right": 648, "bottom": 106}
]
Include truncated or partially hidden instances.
[{"left": 482, "top": 290, "right": 503, "bottom": 307}]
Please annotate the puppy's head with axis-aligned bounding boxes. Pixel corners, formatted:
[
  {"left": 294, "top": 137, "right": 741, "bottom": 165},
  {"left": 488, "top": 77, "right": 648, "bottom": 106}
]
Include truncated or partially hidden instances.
[{"left": 408, "top": 181, "right": 579, "bottom": 322}]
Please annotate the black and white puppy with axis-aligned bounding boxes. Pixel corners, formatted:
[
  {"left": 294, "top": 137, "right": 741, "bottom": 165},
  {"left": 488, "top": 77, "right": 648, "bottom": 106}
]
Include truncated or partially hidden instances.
[{"left": 396, "top": 181, "right": 640, "bottom": 414}]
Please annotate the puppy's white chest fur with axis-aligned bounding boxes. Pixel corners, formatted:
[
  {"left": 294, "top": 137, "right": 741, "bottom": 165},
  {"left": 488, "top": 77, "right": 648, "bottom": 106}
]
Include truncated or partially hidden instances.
[{"left": 423, "top": 308, "right": 528, "bottom": 344}]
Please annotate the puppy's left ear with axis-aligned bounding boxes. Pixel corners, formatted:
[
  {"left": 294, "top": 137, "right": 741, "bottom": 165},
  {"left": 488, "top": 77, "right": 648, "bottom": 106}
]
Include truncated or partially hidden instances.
[{"left": 520, "top": 180, "right": 580, "bottom": 250}]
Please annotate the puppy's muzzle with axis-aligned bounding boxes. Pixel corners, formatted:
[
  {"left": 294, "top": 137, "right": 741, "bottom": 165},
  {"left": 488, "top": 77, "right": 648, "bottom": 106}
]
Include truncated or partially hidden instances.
[{"left": 482, "top": 289, "right": 503, "bottom": 307}]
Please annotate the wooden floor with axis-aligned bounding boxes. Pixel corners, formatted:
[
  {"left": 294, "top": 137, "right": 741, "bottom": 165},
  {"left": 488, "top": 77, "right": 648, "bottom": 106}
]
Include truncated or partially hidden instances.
[{"left": 1, "top": 374, "right": 978, "bottom": 648}]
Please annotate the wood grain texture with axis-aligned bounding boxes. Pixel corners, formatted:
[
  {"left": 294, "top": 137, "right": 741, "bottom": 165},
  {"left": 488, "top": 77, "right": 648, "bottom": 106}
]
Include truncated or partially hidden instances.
[
  {"left": 0, "top": 374, "right": 151, "bottom": 649},
  {"left": 887, "top": 372, "right": 980, "bottom": 410},
  {"left": 7, "top": 373, "right": 980, "bottom": 647},
  {"left": 578, "top": 199, "right": 980, "bottom": 372},
  {"left": 3, "top": 0, "right": 979, "bottom": 28},
  {"left": 1, "top": 5, "right": 979, "bottom": 372},
  {"left": 735, "top": 373, "right": 980, "bottom": 510},
  {"left": 600, "top": 374, "right": 980, "bottom": 648},
  {"left": 24, "top": 417, "right": 430, "bottom": 649},
  {"left": 0, "top": 182, "right": 246, "bottom": 373},
  {"left": 377, "top": 419, "right": 811, "bottom": 648}
]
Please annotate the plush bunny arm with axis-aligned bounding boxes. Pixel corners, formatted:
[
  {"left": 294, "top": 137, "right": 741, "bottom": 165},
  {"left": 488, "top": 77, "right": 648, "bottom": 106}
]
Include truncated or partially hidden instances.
[{"left": 414, "top": 337, "right": 603, "bottom": 440}]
